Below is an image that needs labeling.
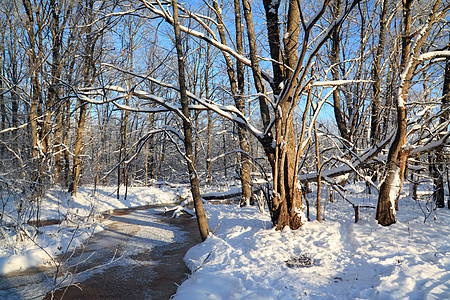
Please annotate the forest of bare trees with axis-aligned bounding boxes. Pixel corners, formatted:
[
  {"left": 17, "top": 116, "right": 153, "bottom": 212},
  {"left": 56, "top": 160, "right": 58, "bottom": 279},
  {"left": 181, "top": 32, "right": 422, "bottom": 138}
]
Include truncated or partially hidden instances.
[{"left": 0, "top": 0, "right": 449, "bottom": 237}]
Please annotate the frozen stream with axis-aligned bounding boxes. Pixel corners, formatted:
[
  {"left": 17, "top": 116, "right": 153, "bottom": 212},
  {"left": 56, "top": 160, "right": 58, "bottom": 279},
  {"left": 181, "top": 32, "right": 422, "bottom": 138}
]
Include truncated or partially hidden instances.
[{"left": 0, "top": 207, "right": 201, "bottom": 299}]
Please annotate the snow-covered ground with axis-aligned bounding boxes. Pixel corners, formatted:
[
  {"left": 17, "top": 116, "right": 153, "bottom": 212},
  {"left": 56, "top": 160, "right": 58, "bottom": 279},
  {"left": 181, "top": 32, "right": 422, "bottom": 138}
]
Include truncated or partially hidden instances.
[
  {"left": 0, "top": 185, "right": 189, "bottom": 275},
  {"left": 1, "top": 182, "right": 449, "bottom": 299},
  {"left": 174, "top": 183, "right": 450, "bottom": 299}
]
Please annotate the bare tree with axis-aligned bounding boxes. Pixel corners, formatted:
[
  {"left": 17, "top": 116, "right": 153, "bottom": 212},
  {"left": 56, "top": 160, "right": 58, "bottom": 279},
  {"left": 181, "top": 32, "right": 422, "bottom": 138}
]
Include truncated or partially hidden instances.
[
  {"left": 377, "top": 0, "right": 450, "bottom": 225},
  {"left": 370, "top": 0, "right": 390, "bottom": 146},
  {"left": 172, "top": 0, "right": 209, "bottom": 241},
  {"left": 433, "top": 34, "right": 450, "bottom": 209},
  {"left": 210, "top": 0, "right": 252, "bottom": 206},
  {"left": 70, "top": 0, "right": 96, "bottom": 196}
]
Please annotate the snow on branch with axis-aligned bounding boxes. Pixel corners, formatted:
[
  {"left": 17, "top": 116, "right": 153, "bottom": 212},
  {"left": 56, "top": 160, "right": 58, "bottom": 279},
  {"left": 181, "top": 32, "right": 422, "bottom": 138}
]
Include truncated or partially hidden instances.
[
  {"left": 140, "top": 0, "right": 274, "bottom": 84},
  {"left": 311, "top": 79, "right": 373, "bottom": 87},
  {"left": 101, "top": 64, "right": 265, "bottom": 140},
  {"left": 77, "top": 85, "right": 191, "bottom": 125},
  {"left": 409, "top": 129, "right": 450, "bottom": 156},
  {"left": 0, "top": 122, "right": 29, "bottom": 135},
  {"left": 304, "top": 0, "right": 332, "bottom": 30},
  {"left": 397, "top": 2, "right": 450, "bottom": 108},
  {"left": 298, "top": 131, "right": 395, "bottom": 182},
  {"left": 161, "top": 126, "right": 185, "bottom": 143},
  {"left": 100, "top": 125, "right": 185, "bottom": 182},
  {"left": 278, "top": 0, "right": 361, "bottom": 108},
  {"left": 416, "top": 50, "right": 450, "bottom": 62},
  {"left": 0, "top": 112, "right": 48, "bottom": 135}
]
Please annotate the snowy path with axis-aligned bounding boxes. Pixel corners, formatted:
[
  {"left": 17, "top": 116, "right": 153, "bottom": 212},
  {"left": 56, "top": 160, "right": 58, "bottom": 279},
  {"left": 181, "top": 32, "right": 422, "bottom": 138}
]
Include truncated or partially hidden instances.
[{"left": 0, "top": 207, "right": 201, "bottom": 299}]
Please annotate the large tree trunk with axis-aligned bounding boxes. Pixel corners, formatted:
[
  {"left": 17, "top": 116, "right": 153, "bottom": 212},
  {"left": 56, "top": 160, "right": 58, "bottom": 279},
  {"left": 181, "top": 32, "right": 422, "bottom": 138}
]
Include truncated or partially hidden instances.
[
  {"left": 172, "top": 0, "right": 209, "bottom": 242},
  {"left": 376, "top": 0, "right": 413, "bottom": 226},
  {"left": 271, "top": 0, "right": 304, "bottom": 230}
]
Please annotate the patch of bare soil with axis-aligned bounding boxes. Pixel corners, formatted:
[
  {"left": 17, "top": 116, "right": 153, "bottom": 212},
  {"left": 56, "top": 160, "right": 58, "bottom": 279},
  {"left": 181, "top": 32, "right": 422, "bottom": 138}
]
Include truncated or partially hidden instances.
[{"left": 44, "top": 209, "right": 201, "bottom": 300}]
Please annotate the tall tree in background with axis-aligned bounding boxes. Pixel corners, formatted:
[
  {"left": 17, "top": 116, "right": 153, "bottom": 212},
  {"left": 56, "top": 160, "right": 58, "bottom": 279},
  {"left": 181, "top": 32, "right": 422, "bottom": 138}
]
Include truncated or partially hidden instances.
[
  {"left": 0, "top": 21, "right": 5, "bottom": 158},
  {"left": 370, "top": 0, "right": 389, "bottom": 146},
  {"left": 172, "top": 0, "right": 209, "bottom": 241},
  {"left": 49, "top": 0, "right": 68, "bottom": 185},
  {"left": 71, "top": 0, "right": 96, "bottom": 196},
  {"left": 434, "top": 35, "right": 450, "bottom": 208},
  {"left": 22, "top": 0, "right": 44, "bottom": 183},
  {"left": 261, "top": 0, "right": 360, "bottom": 229},
  {"left": 211, "top": 0, "right": 252, "bottom": 206},
  {"left": 330, "top": 0, "right": 351, "bottom": 147}
]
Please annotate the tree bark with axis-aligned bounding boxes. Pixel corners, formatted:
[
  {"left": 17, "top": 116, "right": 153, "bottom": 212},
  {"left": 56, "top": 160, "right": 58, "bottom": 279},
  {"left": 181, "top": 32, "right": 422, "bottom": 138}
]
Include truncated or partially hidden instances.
[
  {"left": 330, "top": 0, "right": 351, "bottom": 146},
  {"left": 172, "top": 0, "right": 209, "bottom": 242},
  {"left": 204, "top": 42, "right": 212, "bottom": 186},
  {"left": 314, "top": 120, "right": 321, "bottom": 222},
  {"left": 434, "top": 37, "right": 450, "bottom": 208},
  {"left": 240, "top": 0, "right": 275, "bottom": 179},
  {"left": 376, "top": 0, "right": 413, "bottom": 226},
  {"left": 0, "top": 32, "right": 5, "bottom": 158},
  {"left": 376, "top": 0, "right": 444, "bottom": 225},
  {"left": 241, "top": 0, "right": 271, "bottom": 132},
  {"left": 206, "top": 109, "right": 213, "bottom": 185},
  {"left": 233, "top": 0, "right": 253, "bottom": 206},
  {"left": 23, "top": 0, "right": 43, "bottom": 182},
  {"left": 145, "top": 113, "right": 156, "bottom": 184},
  {"left": 370, "top": 0, "right": 389, "bottom": 146},
  {"left": 63, "top": 64, "right": 73, "bottom": 188},
  {"left": 271, "top": 0, "right": 305, "bottom": 230},
  {"left": 71, "top": 0, "right": 95, "bottom": 196},
  {"left": 212, "top": 0, "right": 252, "bottom": 206},
  {"left": 50, "top": 0, "right": 64, "bottom": 185},
  {"left": 262, "top": 0, "right": 284, "bottom": 94}
]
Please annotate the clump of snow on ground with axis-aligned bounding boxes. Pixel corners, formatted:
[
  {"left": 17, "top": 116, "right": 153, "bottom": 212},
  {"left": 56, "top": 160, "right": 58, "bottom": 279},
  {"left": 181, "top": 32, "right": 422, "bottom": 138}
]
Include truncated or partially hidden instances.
[
  {"left": 0, "top": 185, "right": 188, "bottom": 275},
  {"left": 174, "top": 184, "right": 450, "bottom": 299}
]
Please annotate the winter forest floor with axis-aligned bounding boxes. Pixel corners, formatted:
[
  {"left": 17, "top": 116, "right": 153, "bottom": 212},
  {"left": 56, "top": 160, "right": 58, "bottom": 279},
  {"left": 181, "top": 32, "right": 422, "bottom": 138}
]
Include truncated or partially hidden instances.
[
  {"left": 1, "top": 206, "right": 201, "bottom": 299},
  {"left": 0, "top": 183, "right": 449, "bottom": 299}
]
